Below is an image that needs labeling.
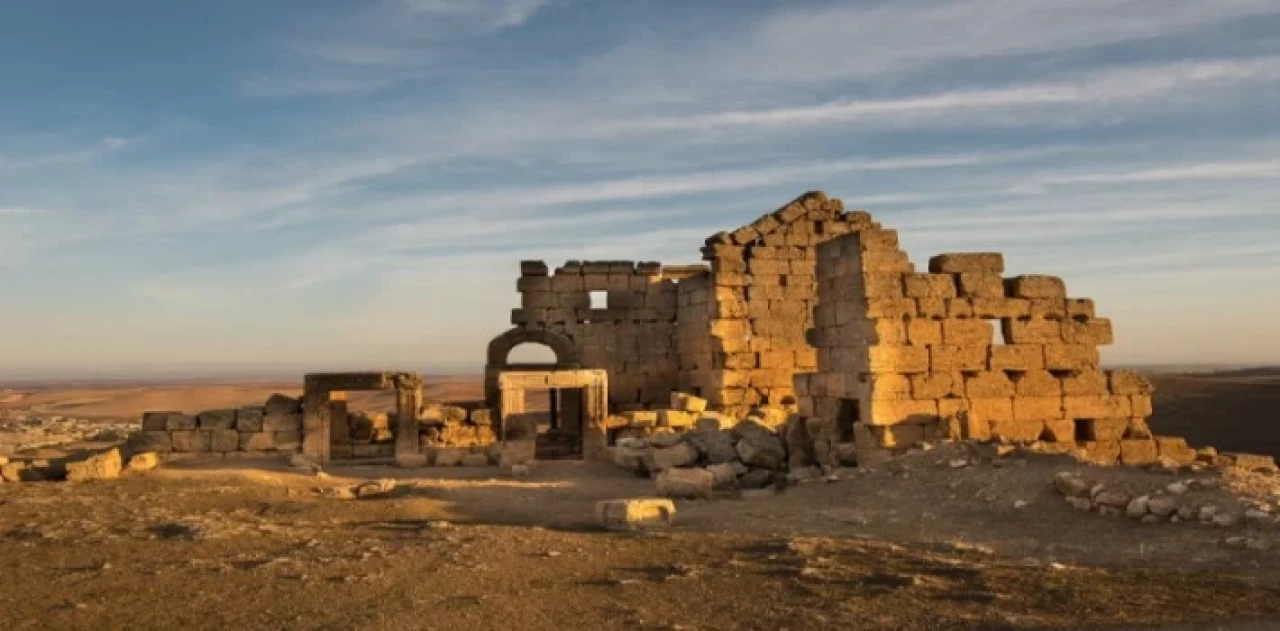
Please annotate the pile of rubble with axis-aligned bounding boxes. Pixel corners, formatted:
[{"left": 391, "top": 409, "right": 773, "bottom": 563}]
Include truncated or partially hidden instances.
[
  {"left": 0, "top": 414, "right": 137, "bottom": 451},
  {"left": 1054, "top": 470, "right": 1278, "bottom": 530},
  {"left": 0, "top": 447, "right": 159, "bottom": 483},
  {"left": 607, "top": 393, "right": 833, "bottom": 498}
]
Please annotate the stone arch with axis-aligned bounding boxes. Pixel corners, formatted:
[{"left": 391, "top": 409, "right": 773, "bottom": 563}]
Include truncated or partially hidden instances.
[
  {"left": 486, "top": 327, "right": 579, "bottom": 367},
  {"left": 484, "top": 327, "right": 581, "bottom": 406}
]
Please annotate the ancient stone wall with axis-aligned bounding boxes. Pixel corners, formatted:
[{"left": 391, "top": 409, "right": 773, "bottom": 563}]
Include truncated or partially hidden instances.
[
  {"left": 510, "top": 260, "right": 697, "bottom": 408},
  {"left": 685, "top": 192, "right": 875, "bottom": 417},
  {"left": 797, "top": 224, "right": 1168, "bottom": 465},
  {"left": 128, "top": 394, "right": 305, "bottom": 458}
]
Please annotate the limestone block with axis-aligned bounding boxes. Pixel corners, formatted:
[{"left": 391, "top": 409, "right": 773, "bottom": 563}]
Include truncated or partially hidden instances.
[
  {"left": 128, "top": 431, "right": 173, "bottom": 453},
  {"left": 929, "top": 253, "right": 1005, "bottom": 274},
  {"left": 943, "top": 319, "right": 994, "bottom": 346},
  {"left": 65, "top": 449, "right": 123, "bottom": 482},
  {"left": 866, "top": 373, "right": 912, "bottom": 400},
  {"left": 1013, "top": 397, "right": 1064, "bottom": 422},
  {"left": 988, "top": 419, "right": 1042, "bottom": 443},
  {"left": 1061, "top": 370, "right": 1110, "bottom": 395},
  {"left": 1079, "top": 417, "right": 1128, "bottom": 442},
  {"left": 916, "top": 298, "right": 947, "bottom": 319},
  {"left": 236, "top": 407, "right": 265, "bottom": 432},
  {"left": 1155, "top": 436, "right": 1197, "bottom": 465},
  {"left": 863, "top": 399, "right": 939, "bottom": 426},
  {"left": 1078, "top": 441, "right": 1120, "bottom": 466},
  {"left": 206, "top": 429, "right": 239, "bottom": 452},
  {"left": 239, "top": 432, "right": 275, "bottom": 451},
  {"left": 906, "top": 319, "right": 943, "bottom": 346},
  {"left": 1062, "top": 319, "right": 1114, "bottom": 346},
  {"left": 550, "top": 274, "right": 585, "bottom": 292},
  {"left": 195, "top": 409, "right": 236, "bottom": 430},
  {"left": 1066, "top": 298, "right": 1096, "bottom": 320},
  {"left": 1065, "top": 396, "right": 1132, "bottom": 420},
  {"left": 520, "top": 260, "right": 549, "bottom": 276},
  {"left": 857, "top": 273, "right": 904, "bottom": 298},
  {"left": 989, "top": 345, "right": 1045, "bottom": 371},
  {"left": 1044, "top": 345, "right": 1101, "bottom": 371},
  {"left": 930, "top": 345, "right": 988, "bottom": 372},
  {"left": 165, "top": 414, "right": 197, "bottom": 431},
  {"left": 125, "top": 452, "right": 161, "bottom": 473},
  {"left": 657, "top": 410, "right": 697, "bottom": 430},
  {"left": 1124, "top": 417, "right": 1154, "bottom": 439},
  {"left": 956, "top": 273, "right": 1005, "bottom": 298},
  {"left": 863, "top": 298, "right": 917, "bottom": 319},
  {"left": 1028, "top": 299, "right": 1066, "bottom": 319},
  {"left": 517, "top": 275, "right": 552, "bottom": 292},
  {"left": 971, "top": 297, "right": 1030, "bottom": 320},
  {"left": 655, "top": 468, "right": 715, "bottom": 499},
  {"left": 965, "top": 372, "right": 1015, "bottom": 398},
  {"left": 274, "top": 431, "right": 303, "bottom": 452},
  {"left": 141, "top": 412, "right": 175, "bottom": 431},
  {"left": 967, "top": 398, "right": 1014, "bottom": 422},
  {"left": 670, "top": 392, "right": 708, "bottom": 413},
  {"left": 1225, "top": 453, "right": 1279, "bottom": 473},
  {"left": 1130, "top": 394, "right": 1154, "bottom": 418},
  {"left": 1042, "top": 418, "right": 1074, "bottom": 442},
  {"left": 903, "top": 273, "right": 957, "bottom": 298},
  {"left": 911, "top": 372, "right": 961, "bottom": 399},
  {"left": 1120, "top": 440, "right": 1159, "bottom": 466},
  {"left": 1007, "top": 275, "right": 1066, "bottom": 298},
  {"left": 867, "top": 346, "right": 929, "bottom": 374},
  {"left": 860, "top": 250, "right": 914, "bottom": 273},
  {"left": 1002, "top": 318, "right": 1061, "bottom": 344},
  {"left": 1014, "top": 371, "right": 1062, "bottom": 397},
  {"left": 1108, "top": 370, "right": 1154, "bottom": 395},
  {"left": 946, "top": 298, "right": 974, "bottom": 318},
  {"left": 596, "top": 498, "right": 676, "bottom": 531},
  {"left": 171, "top": 431, "right": 211, "bottom": 453}
]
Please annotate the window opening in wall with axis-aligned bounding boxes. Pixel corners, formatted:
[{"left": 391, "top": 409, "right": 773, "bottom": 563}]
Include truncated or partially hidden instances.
[
  {"left": 1073, "top": 419, "right": 1090, "bottom": 442},
  {"left": 814, "top": 221, "right": 825, "bottom": 235},
  {"left": 837, "top": 398, "right": 860, "bottom": 442},
  {"left": 589, "top": 291, "right": 607, "bottom": 309},
  {"left": 987, "top": 319, "right": 1006, "bottom": 345}
]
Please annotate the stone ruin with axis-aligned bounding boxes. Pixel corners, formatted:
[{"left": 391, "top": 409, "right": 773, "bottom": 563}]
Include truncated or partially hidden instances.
[{"left": 90, "top": 191, "right": 1274, "bottom": 488}]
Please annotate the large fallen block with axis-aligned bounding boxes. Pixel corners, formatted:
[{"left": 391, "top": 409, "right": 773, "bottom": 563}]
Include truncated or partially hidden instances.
[
  {"left": 65, "top": 449, "right": 123, "bottom": 482},
  {"left": 655, "top": 467, "right": 714, "bottom": 499},
  {"left": 596, "top": 498, "right": 676, "bottom": 531}
]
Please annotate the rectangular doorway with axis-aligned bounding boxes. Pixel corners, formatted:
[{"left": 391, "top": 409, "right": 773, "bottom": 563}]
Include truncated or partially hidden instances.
[{"left": 524, "top": 387, "right": 585, "bottom": 460}]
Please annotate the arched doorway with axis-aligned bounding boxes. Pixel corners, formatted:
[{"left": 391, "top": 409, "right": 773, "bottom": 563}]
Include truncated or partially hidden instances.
[
  {"left": 484, "top": 327, "right": 581, "bottom": 406},
  {"left": 484, "top": 327, "right": 587, "bottom": 460}
]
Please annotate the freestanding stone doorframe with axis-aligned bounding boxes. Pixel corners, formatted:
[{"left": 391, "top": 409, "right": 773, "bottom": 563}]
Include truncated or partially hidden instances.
[
  {"left": 484, "top": 327, "right": 581, "bottom": 407},
  {"left": 302, "top": 371, "right": 424, "bottom": 463},
  {"left": 497, "top": 369, "right": 608, "bottom": 462}
]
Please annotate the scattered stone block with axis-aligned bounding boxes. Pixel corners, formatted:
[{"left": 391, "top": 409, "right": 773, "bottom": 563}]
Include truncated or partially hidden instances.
[
  {"left": 1120, "top": 439, "right": 1158, "bottom": 466},
  {"left": 655, "top": 467, "right": 715, "bottom": 499},
  {"left": 65, "top": 449, "right": 123, "bottom": 482},
  {"left": 596, "top": 498, "right": 676, "bottom": 531},
  {"left": 125, "top": 452, "right": 160, "bottom": 473},
  {"left": 670, "top": 392, "right": 708, "bottom": 413}
]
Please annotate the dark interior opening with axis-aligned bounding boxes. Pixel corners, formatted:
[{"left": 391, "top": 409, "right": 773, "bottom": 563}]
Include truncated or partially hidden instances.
[{"left": 837, "top": 398, "right": 861, "bottom": 442}]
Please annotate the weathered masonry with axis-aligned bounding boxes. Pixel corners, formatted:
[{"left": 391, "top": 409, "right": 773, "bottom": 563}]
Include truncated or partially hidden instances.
[{"left": 493, "top": 192, "right": 871, "bottom": 418}]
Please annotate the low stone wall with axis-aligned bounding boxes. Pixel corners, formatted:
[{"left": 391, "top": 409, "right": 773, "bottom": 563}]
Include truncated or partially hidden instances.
[{"left": 128, "top": 394, "right": 303, "bottom": 458}]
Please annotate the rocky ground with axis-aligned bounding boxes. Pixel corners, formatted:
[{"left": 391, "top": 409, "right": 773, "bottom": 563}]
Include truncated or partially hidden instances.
[{"left": 2, "top": 448, "right": 1280, "bottom": 630}]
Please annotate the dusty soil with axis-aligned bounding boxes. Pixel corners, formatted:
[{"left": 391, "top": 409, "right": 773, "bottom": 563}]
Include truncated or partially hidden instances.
[
  {"left": 2, "top": 450, "right": 1279, "bottom": 631},
  {"left": 3, "top": 372, "right": 1280, "bottom": 629}
]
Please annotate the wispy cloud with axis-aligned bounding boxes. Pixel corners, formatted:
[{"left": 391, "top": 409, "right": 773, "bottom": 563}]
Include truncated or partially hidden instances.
[{"left": 0, "top": 137, "right": 132, "bottom": 172}]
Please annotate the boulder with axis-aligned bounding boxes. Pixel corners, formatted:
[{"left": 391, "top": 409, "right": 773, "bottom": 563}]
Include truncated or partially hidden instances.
[
  {"left": 649, "top": 442, "right": 699, "bottom": 471},
  {"left": 1093, "top": 488, "right": 1131, "bottom": 510},
  {"left": 1125, "top": 496, "right": 1150, "bottom": 519},
  {"left": 596, "top": 498, "right": 676, "bottom": 531},
  {"left": 689, "top": 430, "right": 737, "bottom": 464},
  {"left": 783, "top": 416, "right": 814, "bottom": 469},
  {"left": 1053, "top": 472, "right": 1091, "bottom": 498},
  {"left": 648, "top": 431, "right": 686, "bottom": 449},
  {"left": 611, "top": 446, "right": 649, "bottom": 473},
  {"left": 1147, "top": 496, "right": 1179, "bottom": 518},
  {"left": 738, "top": 469, "right": 773, "bottom": 489},
  {"left": 736, "top": 432, "right": 786, "bottom": 470},
  {"left": 705, "top": 463, "right": 739, "bottom": 487},
  {"left": 65, "top": 449, "right": 123, "bottom": 482},
  {"left": 654, "top": 467, "right": 714, "bottom": 499}
]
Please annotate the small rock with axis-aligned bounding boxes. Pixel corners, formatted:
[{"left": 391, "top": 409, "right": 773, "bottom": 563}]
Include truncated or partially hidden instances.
[
  {"left": 1177, "top": 506, "right": 1196, "bottom": 521},
  {"left": 786, "top": 467, "right": 822, "bottom": 483},
  {"left": 1244, "top": 509, "right": 1272, "bottom": 525},
  {"left": 509, "top": 464, "right": 531, "bottom": 477},
  {"left": 1094, "top": 489, "right": 1131, "bottom": 510},
  {"left": 1013, "top": 500, "right": 1028, "bottom": 510},
  {"left": 1140, "top": 514, "right": 1162, "bottom": 525},
  {"left": 1147, "top": 496, "right": 1179, "bottom": 518},
  {"left": 1165, "top": 482, "right": 1189, "bottom": 496},
  {"left": 1098, "top": 506, "right": 1122, "bottom": 518},
  {"left": 1125, "top": 496, "right": 1150, "bottom": 519},
  {"left": 596, "top": 498, "right": 676, "bottom": 531},
  {"left": 354, "top": 479, "right": 396, "bottom": 499},
  {"left": 949, "top": 459, "right": 969, "bottom": 469},
  {"left": 1224, "top": 536, "right": 1248, "bottom": 548},
  {"left": 1066, "top": 497, "right": 1093, "bottom": 511},
  {"left": 1198, "top": 505, "right": 1219, "bottom": 522},
  {"left": 1211, "top": 513, "right": 1239, "bottom": 528}
]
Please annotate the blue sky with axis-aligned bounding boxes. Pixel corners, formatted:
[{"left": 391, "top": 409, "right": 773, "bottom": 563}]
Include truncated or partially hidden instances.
[{"left": 2, "top": 0, "right": 1279, "bottom": 378}]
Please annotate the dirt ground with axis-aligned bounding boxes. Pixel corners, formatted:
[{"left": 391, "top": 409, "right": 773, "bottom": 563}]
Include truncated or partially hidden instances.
[
  {"left": 2, "top": 373, "right": 1280, "bottom": 630},
  {"left": 2, "top": 450, "right": 1279, "bottom": 631}
]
